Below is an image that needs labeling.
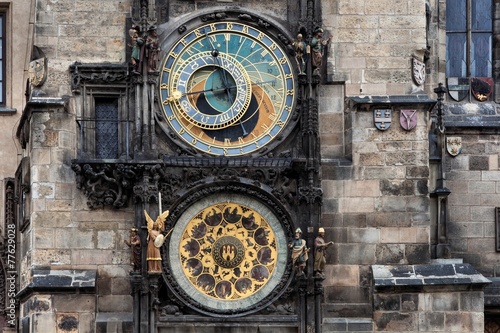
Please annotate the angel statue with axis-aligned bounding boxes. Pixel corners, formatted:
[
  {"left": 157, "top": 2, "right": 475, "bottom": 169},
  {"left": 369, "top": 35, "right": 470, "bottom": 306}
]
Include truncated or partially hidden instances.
[{"left": 144, "top": 209, "right": 169, "bottom": 273}]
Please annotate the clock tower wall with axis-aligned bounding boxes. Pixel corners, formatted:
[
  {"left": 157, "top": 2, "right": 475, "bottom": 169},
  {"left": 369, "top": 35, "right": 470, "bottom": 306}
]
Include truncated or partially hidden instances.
[
  {"left": 11, "top": 1, "right": 490, "bottom": 333},
  {"left": 167, "top": 1, "right": 289, "bottom": 23}
]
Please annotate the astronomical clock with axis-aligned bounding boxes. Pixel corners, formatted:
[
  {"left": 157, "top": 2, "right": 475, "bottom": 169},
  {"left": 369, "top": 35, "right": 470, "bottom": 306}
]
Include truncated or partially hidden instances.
[
  {"left": 68, "top": 1, "right": 323, "bottom": 331},
  {"left": 165, "top": 191, "right": 292, "bottom": 316},
  {"left": 155, "top": 12, "right": 301, "bottom": 318},
  {"left": 158, "top": 19, "right": 297, "bottom": 157}
]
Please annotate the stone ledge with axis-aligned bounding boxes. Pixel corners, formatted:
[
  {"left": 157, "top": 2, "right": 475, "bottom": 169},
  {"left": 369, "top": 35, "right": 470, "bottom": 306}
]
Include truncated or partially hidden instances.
[
  {"left": 0, "top": 107, "right": 16, "bottom": 114},
  {"left": 322, "top": 317, "right": 373, "bottom": 332},
  {"left": 18, "top": 269, "right": 96, "bottom": 300},
  {"left": 31, "top": 269, "right": 96, "bottom": 288},
  {"left": 159, "top": 314, "right": 298, "bottom": 324},
  {"left": 96, "top": 312, "right": 132, "bottom": 323},
  {"left": 372, "top": 263, "right": 490, "bottom": 292},
  {"left": 345, "top": 94, "right": 436, "bottom": 111},
  {"left": 96, "top": 312, "right": 133, "bottom": 333},
  {"left": 445, "top": 115, "right": 500, "bottom": 128}
]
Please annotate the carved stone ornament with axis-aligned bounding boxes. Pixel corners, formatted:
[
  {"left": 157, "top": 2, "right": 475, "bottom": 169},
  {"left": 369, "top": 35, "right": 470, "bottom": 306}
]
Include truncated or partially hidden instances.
[
  {"left": 72, "top": 158, "right": 298, "bottom": 209},
  {"left": 69, "top": 63, "right": 128, "bottom": 94},
  {"left": 28, "top": 58, "right": 47, "bottom": 87},
  {"left": 446, "top": 137, "right": 462, "bottom": 157},
  {"left": 412, "top": 57, "right": 425, "bottom": 86},
  {"left": 374, "top": 109, "right": 392, "bottom": 131},
  {"left": 399, "top": 109, "right": 417, "bottom": 131}
]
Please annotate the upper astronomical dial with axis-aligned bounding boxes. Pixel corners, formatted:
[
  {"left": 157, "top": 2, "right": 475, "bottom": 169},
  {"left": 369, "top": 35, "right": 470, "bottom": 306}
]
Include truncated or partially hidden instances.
[
  {"left": 169, "top": 51, "right": 253, "bottom": 129},
  {"left": 160, "top": 21, "right": 296, "bottom": 156}
]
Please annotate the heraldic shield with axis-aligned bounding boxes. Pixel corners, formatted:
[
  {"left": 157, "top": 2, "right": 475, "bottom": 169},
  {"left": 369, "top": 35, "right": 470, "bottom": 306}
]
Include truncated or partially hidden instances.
[
  {"left": 412, "top": 58, "right": 425, "bottom": 86},
  {"left": 446, "top": 137, "right": 462, "bottom": 157},
  {"left": 400, "top": 109, "right": 417, "bottom": 131},
  {"left": 28, "top": 57, "right": 47, "bottom": 87},
  {"left": 447, "top": 77, "right": 469, "bottom": 102},
  {"left": 374, "top": 109, "right": 391, "bottom": 131},
  {"left": 471, "top": 77, "right": 493, "bottom": 102}
]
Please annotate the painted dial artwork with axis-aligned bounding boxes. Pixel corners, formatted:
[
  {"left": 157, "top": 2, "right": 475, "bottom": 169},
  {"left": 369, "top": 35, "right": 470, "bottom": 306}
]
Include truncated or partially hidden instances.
[
  {"left": 159, "top": 22, "right": 296, "bottom": 156},
  {"left": 168, "top": 194, "right": 288, "bottom": 314}
]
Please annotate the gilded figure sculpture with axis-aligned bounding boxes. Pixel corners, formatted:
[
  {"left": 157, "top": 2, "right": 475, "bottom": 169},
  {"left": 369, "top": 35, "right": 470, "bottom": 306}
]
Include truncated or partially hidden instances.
[{"left": 144, "top": 209, "right": 169, "bottom": 273}]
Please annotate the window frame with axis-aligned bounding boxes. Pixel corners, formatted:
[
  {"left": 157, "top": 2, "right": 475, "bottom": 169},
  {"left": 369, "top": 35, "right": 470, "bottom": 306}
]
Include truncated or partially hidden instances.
[
  {"left": 445, "top": 0, "right": 493, "bottom": 78},
  {"left": 0, "top": 12, "right": 6, "bottom": 106},
  {"left": 69, "top": 63, "right": 131, "bottom": 161},
  {"left": 444, "top": 0, "right": 496, "bottom": 102},
  {"left": 79, "top": 88, "right": 131, "bottom": 160}
]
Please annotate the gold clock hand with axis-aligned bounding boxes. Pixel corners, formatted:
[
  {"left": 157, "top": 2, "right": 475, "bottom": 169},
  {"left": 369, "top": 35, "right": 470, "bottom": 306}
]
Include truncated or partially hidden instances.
[{"left": 204, "top": 28, "right": 220, "bottom": 58}]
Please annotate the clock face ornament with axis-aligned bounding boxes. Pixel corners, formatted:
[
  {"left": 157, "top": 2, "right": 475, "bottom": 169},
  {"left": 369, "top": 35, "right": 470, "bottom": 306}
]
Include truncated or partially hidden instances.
[
  {"left": 159, "top": 21, "right": 296, "bottom": 156},
  {"left": 167, "top": 193, "right": 289, "bottom": 316}
]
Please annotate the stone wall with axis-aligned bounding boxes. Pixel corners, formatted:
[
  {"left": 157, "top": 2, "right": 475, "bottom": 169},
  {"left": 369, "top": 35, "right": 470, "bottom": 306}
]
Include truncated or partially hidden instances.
[
  {"left": 0, "top": 0, "right": 34, "bottom": 238},
  {"left": 372, "top": 264, "right": 488, "bottom": 332},
  {"left": 17, "top": 98, "right": 136, "bottom": 331},
  {"left": 33, "top": 0, "right": 129, "bottom": 97},
  {"left": 324, "top": 0, "right": 427, "bottom": 95},
  {"left": 424, "top": 0, "right": 500, "bottom": 278},
  {"left": 169, "top": 0, "right": 288, "bottom": 21},
  {"left": 318, "top": 0, "right": 433, "bottom": 320},
  {"left": 443, "top": 130, "right": 500, "bottom": 276},
  {"left": 18, "top": 1, "right": 296, "bottom": 331},
  {"left": 321, "top": 101, "right": 432, "bottom": 317},
  {"left": 10, "top": 0, "right": 495, "bottom": 332}
]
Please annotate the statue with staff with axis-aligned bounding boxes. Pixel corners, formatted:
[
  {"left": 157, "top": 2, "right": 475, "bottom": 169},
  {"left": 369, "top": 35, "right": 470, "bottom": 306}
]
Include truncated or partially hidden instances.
[{"left": 144, "top": 203, "right": 170, "bottom": 273}]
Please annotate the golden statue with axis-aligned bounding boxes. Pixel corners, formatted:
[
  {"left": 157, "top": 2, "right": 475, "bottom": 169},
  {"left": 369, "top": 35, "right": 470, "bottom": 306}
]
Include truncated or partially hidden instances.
[{"left": 144, "top": 209, "right": 169, "bottom": 273}]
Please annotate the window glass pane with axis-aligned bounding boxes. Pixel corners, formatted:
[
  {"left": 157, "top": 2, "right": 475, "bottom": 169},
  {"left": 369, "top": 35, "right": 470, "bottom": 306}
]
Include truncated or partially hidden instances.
[
  {"left": 472, "top": 0, "right": 492, "bottom": 31},
  {"left": 0, "top": 82, "right": 3, "bottom": 104},
  {"left": 446, "top": 0, "right": 466, "bottom": 31},
  {"left": 471, "top": 33, "right": 492, "bottom": 77},
  {"left": 446, "top": 33, "right": 467, "bottom": 77},
  {"left": 95, "top": 99, "right": 119, "bottom": 159}
]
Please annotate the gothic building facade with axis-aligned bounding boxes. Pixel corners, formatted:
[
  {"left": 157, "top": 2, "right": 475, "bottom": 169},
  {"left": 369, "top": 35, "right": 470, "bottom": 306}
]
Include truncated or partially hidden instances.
[{"left": 2, "top": 0, "right": 500, "bottom": 332}]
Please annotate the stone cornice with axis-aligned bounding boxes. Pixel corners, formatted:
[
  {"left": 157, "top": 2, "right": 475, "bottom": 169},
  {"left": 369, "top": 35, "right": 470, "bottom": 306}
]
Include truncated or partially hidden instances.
[
  {"left": 17, "top": 269, "right": 96, "bottom": 301},
  {"left": 346, "top": 94, "right": 437, "bottom": 112},
  {"left": 372, "top": 263, "right": 491, "bottom": 292}
]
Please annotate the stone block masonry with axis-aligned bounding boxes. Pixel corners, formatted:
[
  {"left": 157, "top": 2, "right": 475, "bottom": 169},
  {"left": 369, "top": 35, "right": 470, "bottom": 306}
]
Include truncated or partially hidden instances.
[{"left": 372, "top": 263, "right": 489, "bottom": 332}]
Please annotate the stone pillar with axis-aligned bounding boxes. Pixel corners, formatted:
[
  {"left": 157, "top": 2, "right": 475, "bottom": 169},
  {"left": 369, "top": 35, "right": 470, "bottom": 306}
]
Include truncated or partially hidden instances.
[{"left": 130, "top": 273, "right": 142, "bottom": 333}]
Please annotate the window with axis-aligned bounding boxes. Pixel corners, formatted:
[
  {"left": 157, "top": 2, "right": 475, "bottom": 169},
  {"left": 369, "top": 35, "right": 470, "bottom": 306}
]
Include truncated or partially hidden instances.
[
  {"left": 446, "top": 0, "right": 492, "bottom": 77},
  {"left": 446, "top": 0, "right": 493, "bottom": 101},
  {"left": 95, "top": 98, "right": 119, "bottom": 159},
  {"left": 0, "top": 13, "right": 5, "bottom": 105},
  {"left": 77, "top": 90, "right": 130, "bottom": 160},
  {"left": 70, "top": 63, "right": 131, "bottom": 160}
]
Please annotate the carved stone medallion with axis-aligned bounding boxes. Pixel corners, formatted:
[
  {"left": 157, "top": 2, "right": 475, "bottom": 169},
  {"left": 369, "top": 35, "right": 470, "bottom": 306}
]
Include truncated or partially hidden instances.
[{"left": 412, "top": 58, "right": 425, "bottom": 86}]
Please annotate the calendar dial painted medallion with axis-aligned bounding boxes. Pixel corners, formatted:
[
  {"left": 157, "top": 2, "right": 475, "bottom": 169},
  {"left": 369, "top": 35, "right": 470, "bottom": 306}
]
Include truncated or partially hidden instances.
[{"left": 167, "top": 193, "right": 289, "bottom": 315}]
